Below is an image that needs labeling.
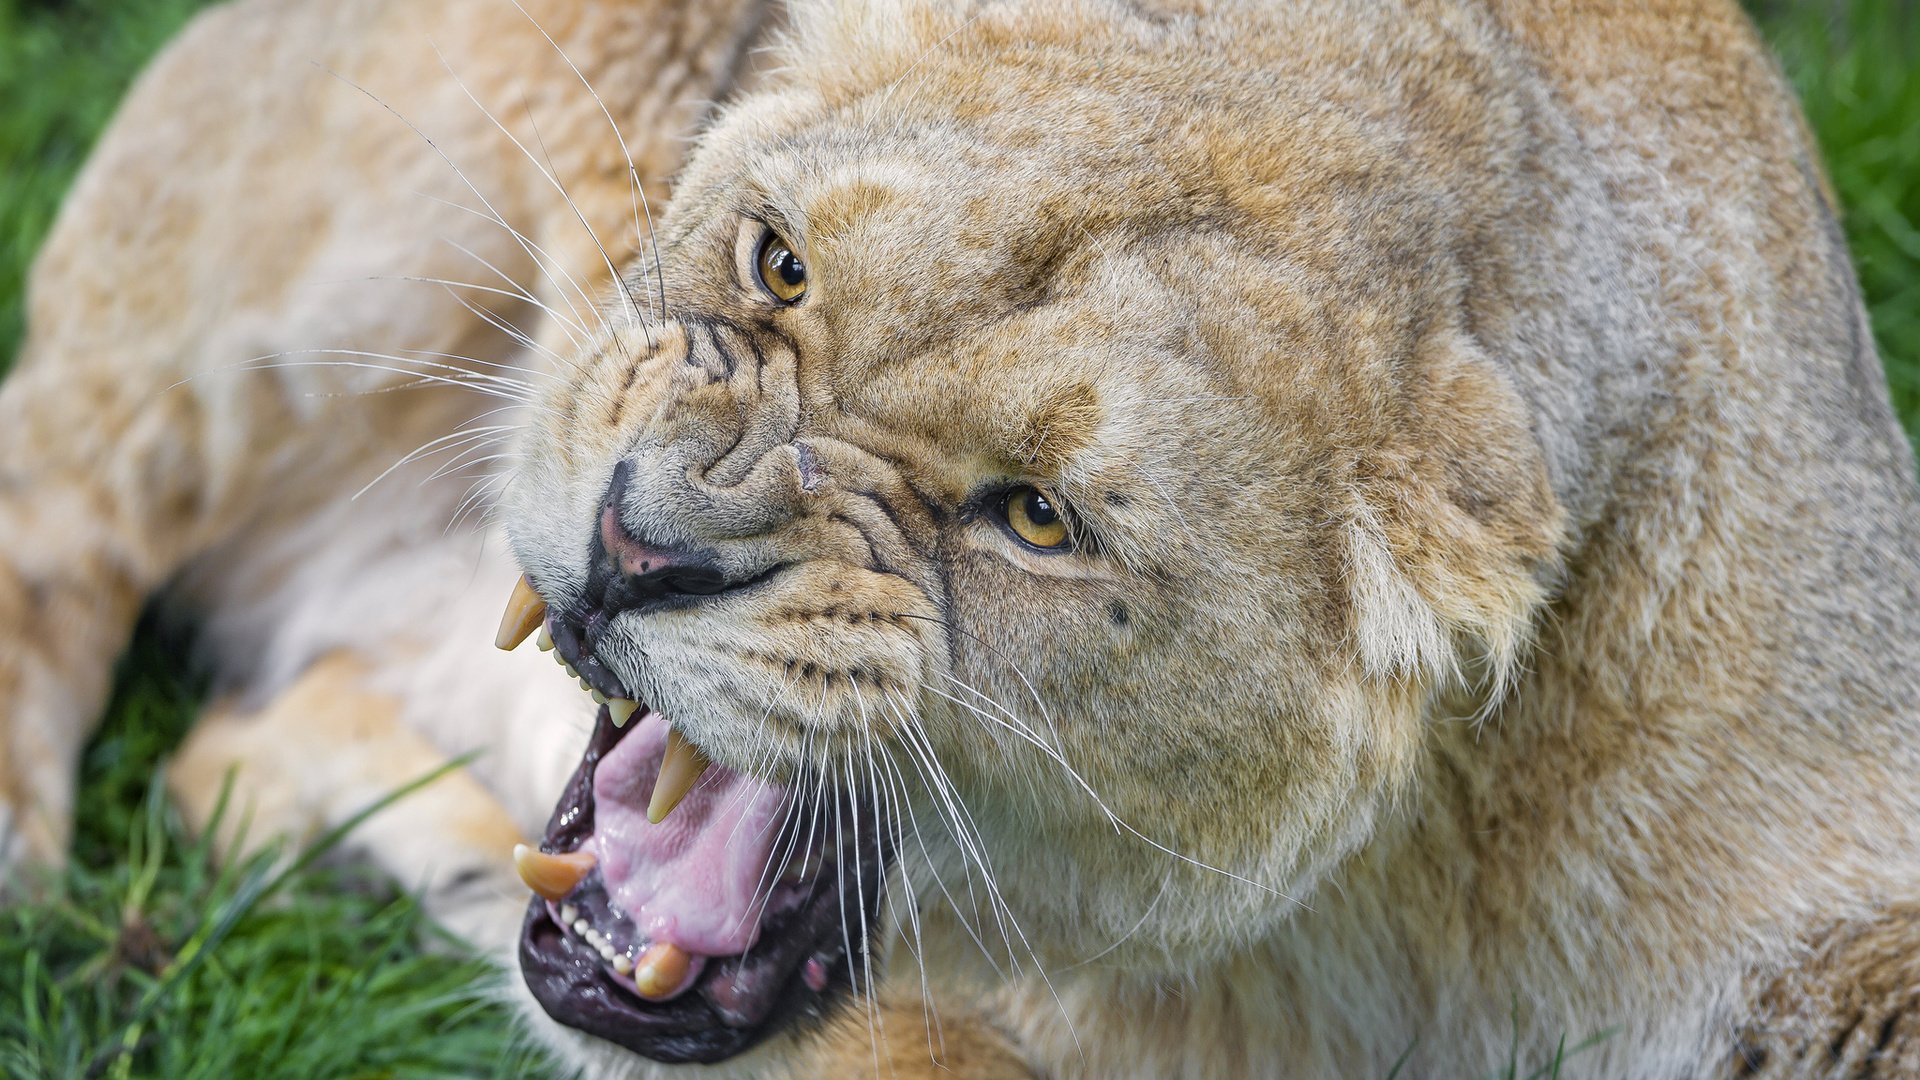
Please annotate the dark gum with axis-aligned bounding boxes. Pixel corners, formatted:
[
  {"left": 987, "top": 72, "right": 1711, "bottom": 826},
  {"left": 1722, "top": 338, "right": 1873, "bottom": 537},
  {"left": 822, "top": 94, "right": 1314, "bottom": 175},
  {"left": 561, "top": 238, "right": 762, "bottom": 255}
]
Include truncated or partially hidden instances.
[{"left": 519, "top": 702, "right": 894, "bottom": 1064}]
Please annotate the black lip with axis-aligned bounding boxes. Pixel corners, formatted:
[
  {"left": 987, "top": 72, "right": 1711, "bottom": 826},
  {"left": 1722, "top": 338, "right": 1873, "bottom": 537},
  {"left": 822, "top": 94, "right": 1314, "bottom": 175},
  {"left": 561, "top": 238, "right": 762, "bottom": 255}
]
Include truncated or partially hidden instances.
[
  {"left": 518, "top": 698, "right": 893, "bottom": 1064},
  {"left": 584, "top": 461, "right": 789, "bottom": 623},
  {"left": 548, "top": 618, "right": 630, "bottom": 702}
]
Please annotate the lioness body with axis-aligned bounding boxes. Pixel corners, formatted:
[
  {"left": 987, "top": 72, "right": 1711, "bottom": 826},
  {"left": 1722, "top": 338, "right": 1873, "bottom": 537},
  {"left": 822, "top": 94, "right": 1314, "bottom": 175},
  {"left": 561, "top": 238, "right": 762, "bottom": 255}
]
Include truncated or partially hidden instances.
[{"left": 4, "top": 0, "right": 1917, "bottom": 1077}]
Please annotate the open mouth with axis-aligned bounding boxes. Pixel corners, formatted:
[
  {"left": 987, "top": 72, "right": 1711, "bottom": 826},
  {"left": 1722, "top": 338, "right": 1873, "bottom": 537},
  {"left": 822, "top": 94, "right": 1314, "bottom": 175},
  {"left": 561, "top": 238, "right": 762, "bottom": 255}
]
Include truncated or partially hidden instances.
[{"left": 512, "top": 604, "right": 892, "bottom": 1064}]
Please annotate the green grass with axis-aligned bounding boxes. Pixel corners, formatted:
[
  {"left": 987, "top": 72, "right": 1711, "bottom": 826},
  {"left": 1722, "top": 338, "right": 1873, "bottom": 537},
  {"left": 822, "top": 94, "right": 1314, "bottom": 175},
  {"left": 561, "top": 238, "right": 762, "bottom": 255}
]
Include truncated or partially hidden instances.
[
  {"left": 0, "top": 0, "right": 564, "bottom": 1071},
  {"left": 0, "top": 0, "right": 1913, "bottom": 1075},
  {"left": 0, "top": 0, "right": 224, "bottom": 379},
  {"left": 1754, "top": 0, "right": 1920, "bottom": 425},
  {"left": 1, "top": 632, "right": 556, "bottom": 1078}
]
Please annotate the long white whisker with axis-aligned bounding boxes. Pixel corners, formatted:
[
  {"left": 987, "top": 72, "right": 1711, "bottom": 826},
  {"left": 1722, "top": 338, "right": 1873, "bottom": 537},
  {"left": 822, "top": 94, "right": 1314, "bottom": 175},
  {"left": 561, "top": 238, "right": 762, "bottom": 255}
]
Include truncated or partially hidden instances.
[
  {"left": 426, "top": 40, "right": 648, "bottom": 352},
  {"left": 873, "top": 729, "right": 1001, "bottom": 979},
  {"left": 918, "top": 682, "right": 1299, "bottom": 906},
  {"left": 890, "top": 720, "right": 1018, "bottom": 970},
  {"left": 891, "top": 711, "right": 1086, "bottom": 1062},
  {"left": 446, "top": 470, "right": 512, "bottom": 534},
  {"left": 442, "top": 238, "right": 590, "bottom": 355},
  {"left": 337, "top": 271, "right": 587, "bottom": 351},
  {"left": 870, "top": 738, "right": 947, "bottom": 1065},
  {"left": 501, "top": 0, "right": 669, "bottom": 325},
  {"left": 238, "top": 350, "right": 535, "bottom": 398},
  {"left": 521, "top": 101, "right": 654, "bottom": 351},
  {"left": 439, "top": 285, "right": 574, "bottom": 370},
  {"left": 200, "top": 357, "right": 530, "bottom": 404},
  {"left": 230, "top": 345, "right": 540, "bottom": 393},
  {"left": 1062, "top": 868, "right": 1174, "bottom": 970},
  {"left": 938, "top": 672, "right": 1060, "bottom": 755},
  {"left": 423, "top": 450, "right": 520, "bottom": 484},
  {"left": 844, "top": 753, "right": 889, "bottom": 1075},
  {"left": 355, "top": 417, "right": 522, "bottom": 500},
  {"left": 316, "top": 64, "right": 609, "bottom": 347},
  {"left": 896, "top": 612, "right": 1060, "bottom": 749},
  {"left": 414, "top": 192, "right": 608, "bottom": 345}
]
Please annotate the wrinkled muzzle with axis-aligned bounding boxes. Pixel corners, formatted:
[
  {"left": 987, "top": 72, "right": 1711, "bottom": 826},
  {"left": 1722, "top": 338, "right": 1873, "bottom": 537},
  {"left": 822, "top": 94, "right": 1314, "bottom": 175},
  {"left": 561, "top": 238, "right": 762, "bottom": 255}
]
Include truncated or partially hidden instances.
[{"left": 502, "top": 317, "right": 947, "bottom": 1060}]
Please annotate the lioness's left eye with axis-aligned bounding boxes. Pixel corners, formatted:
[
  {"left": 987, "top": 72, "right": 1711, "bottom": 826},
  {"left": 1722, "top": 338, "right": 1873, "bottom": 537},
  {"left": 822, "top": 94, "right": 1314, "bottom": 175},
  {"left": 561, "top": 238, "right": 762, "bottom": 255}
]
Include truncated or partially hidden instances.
[
  {"left": 999, "top": 486, "right": 1072, "bottom": 551},
  {"left": 755, "top": 229, "right": 807, "bottom": 303}
]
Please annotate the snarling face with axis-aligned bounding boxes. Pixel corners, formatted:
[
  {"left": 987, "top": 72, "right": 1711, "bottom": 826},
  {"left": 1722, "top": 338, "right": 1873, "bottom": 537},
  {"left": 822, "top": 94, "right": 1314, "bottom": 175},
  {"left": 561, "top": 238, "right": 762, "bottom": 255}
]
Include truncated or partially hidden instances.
[{"left": 498, "top": 0, "right": 1560, "bottom": 1068}]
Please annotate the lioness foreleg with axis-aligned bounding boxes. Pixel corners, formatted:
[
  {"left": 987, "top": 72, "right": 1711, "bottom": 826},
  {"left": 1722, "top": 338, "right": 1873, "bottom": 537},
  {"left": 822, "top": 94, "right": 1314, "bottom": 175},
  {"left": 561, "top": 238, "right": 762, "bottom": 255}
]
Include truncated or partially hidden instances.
[{"left": 166, "top": 651, "right": 530, "bottom": 949}]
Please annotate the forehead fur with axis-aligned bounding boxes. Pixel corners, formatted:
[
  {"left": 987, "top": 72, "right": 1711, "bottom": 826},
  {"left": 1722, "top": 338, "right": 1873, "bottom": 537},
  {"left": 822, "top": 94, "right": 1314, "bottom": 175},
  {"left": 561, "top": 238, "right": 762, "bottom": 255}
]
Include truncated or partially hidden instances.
[
  {"left": 686, "top": 0, "right": 1516, "bottom": 364},
  {"left": 638, "top": 0, "right": 1562, "bottom": 656}
]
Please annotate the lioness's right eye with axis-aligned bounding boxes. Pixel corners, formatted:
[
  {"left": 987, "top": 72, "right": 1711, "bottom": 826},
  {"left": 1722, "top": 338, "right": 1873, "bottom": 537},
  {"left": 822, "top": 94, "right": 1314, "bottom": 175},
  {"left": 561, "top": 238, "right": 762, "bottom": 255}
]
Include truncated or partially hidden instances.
[{"left": 999, "top": 486, "right": 1072, "bottom": 551}]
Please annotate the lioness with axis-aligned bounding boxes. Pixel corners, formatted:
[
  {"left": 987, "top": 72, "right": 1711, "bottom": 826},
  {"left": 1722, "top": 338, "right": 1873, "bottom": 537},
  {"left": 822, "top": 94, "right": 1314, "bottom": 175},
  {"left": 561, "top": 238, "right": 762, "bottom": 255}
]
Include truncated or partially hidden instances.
[{"left": 4, "top": 0, "right": 1917, "bottom": 1075}]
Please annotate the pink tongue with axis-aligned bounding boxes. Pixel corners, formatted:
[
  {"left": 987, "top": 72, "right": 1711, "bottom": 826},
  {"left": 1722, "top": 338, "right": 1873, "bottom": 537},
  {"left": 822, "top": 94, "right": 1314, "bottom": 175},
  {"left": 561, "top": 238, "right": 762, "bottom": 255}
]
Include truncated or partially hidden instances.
[{"left": 585, "top": 712, "right": 789, "bottom": 956}]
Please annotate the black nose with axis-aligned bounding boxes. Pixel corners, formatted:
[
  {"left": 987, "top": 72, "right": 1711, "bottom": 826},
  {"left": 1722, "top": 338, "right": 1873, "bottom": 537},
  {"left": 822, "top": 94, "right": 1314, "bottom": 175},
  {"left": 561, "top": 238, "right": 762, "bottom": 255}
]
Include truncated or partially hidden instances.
[{"left": 588, "top": 462, "right": 743, "bottom": 616}]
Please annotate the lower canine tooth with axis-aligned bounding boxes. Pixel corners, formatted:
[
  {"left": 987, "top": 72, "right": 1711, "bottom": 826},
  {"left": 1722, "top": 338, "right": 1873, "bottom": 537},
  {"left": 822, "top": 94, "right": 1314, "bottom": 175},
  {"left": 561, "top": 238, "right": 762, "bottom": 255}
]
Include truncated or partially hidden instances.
[
  {"left": 647, "top": 727, "right": 713, "bottom": 824},
  {"left": 495, "top": 575, "right": 547, "bottom": 651},
  {"left": 608, "top": 699, "right": 639, "bottom": 727},
  {"left": 633, "top": 941, "right": 692, "bottom": 999},
  {"left": 512, "top": 843, "right": 596, "bottom": 902}
]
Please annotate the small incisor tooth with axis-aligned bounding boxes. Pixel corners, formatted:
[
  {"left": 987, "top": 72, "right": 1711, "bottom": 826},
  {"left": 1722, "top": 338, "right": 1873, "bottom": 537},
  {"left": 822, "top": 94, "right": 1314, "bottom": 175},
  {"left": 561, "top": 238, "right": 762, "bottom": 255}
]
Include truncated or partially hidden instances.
[
  {"left": 632, "top": 941, "right": 692, "bottom": 999},
  {"left": 512, "top": 843, "right": 595, "bottom": 901},
  {"left": 608, "top": 699, "right": 640, "bottom": 728},
  {"left": 647, "top": 727, "right": 712, "bottom": 824},
  {"left": 495, "top": 575, "right": 547, "bottom": 651}
]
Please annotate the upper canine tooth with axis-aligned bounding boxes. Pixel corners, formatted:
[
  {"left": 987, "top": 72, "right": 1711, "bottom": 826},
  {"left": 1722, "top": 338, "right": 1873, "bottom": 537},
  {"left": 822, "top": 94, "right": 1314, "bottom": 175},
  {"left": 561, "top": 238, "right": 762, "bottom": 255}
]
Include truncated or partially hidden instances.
[
  {"left": 608, "top": 699, "right": 640, "bottom": 728},
  {"left": 512, "top": 843, "right": 596, "bottom": 901},
  {"left": 495, "top": 575, "right": 547, "bottom": 651},
  {"left": 647, "top": 727, "right": 713, "bottom": 824}
]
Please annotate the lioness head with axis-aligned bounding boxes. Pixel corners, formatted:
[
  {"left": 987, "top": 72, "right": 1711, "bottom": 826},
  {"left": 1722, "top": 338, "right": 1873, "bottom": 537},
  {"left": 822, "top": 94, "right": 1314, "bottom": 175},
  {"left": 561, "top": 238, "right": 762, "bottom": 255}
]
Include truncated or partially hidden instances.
[{"left": 501, "top": 0, "right": 1563, "bottom": 1068}]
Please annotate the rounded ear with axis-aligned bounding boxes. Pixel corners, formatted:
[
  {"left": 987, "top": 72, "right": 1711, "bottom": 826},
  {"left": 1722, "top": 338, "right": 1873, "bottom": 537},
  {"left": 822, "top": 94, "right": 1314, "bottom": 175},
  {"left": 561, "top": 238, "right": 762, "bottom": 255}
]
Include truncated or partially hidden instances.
[{"left": 1342, "top": 325, "right": 1565, "bottom": 700}]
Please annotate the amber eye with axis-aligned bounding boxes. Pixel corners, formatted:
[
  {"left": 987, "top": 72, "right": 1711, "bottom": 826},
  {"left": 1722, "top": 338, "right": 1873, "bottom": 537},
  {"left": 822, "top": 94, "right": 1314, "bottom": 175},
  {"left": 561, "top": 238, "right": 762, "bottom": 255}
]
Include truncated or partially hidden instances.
[
  {"left": 755, "top": 230, "right": 807, "bottom": 303},
  {"left": 1000, "top": 486, "right": 1071, "bottom": 550}
]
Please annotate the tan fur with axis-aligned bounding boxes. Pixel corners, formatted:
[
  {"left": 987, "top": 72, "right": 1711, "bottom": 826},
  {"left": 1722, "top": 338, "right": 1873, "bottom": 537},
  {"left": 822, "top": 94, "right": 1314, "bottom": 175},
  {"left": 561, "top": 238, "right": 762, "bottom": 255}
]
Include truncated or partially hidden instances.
[
  {"left": 0, "top": 0, "right": 766, "bottom": 875},
  {"left": 1731, "top": 905, "right": 1920, "bottom": 1077},
  {"left": 5, "top": 0, "right": 1918, "bottom": 1077}
]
